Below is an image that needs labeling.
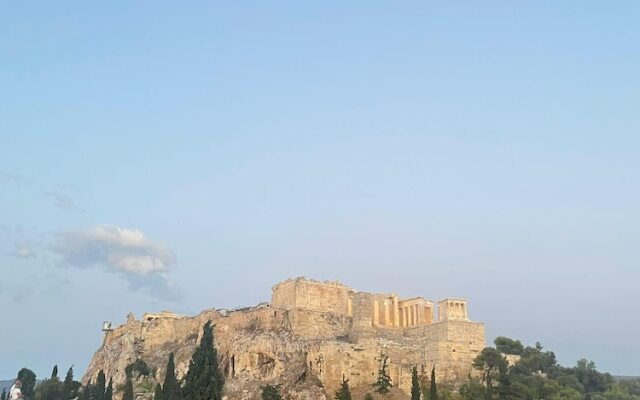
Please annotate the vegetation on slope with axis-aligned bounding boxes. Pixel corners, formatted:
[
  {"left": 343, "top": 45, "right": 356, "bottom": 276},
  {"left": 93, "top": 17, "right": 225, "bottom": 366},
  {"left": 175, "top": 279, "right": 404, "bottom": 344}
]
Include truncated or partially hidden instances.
[{"left": 6, "top": 332, "right": 640, "bottom": 400}]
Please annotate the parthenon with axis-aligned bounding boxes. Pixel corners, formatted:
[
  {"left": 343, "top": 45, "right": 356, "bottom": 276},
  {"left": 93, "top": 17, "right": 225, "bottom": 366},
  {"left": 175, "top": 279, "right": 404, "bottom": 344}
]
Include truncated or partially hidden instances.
[
  {"left": 271, "top": 276, "right": 470, "bottom": 329},
  {"left": 87, "top": 276, "right": 485, "bottom": 399}
]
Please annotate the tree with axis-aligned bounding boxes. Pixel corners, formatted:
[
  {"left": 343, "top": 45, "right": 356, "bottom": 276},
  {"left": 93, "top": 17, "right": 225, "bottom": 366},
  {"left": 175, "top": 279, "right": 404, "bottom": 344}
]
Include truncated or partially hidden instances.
[
  {"left": 162, "top": 353, "right": 179, "bottom": 400},
  {"left": 429, "top": 366, "right": 438, "bottom": 400},
  {"left": 51, "top": 366, "right": 59, "bottom": 381},
  {"left": 95, "top": 370, "right": 106, "bottom": 400},
  {"left": 182, "top": 321, "right": 224, "bottom": 400},
  {"left": 1, "top": 388, "right": 6, "bottom": 400},
  {"left": 154, "top": 384, "right": 163, "bottom": 400},
  {"left": 472, "top": 348, "right": 507, "bottom": 399},
  {"left": 410, "top": 366, "right": 420, "bottom": 400},
  {"left": 459, "top": 380, "right": 486, "bottom": 400},
  {"left": 363, "top": 394, "right": 373, "bottom": 400},
  {"left": 18, "top": 368, "right": 37, "bottom": 400},
  {"left": 80, "top": 380, "right": 92, "bottom": 400},
  {"left": 125, "top": 360, "right": 150, "bottom": 379},
  {"left": 260, "top": 385, "right": 282, "bottom": 400},
  {"left": 122, "top": 378, "right": 133, "bottom": 400},
  {"left": 104, "top": 379, "right": 113, "bottom": 400},
  {"left": 62, "top": 367, "right": 80, "bottom": 400},
  {"left": 372, "top": 355, "right": 392, "bottom": 395},
  {"left": 334, "top": 376, "right": 352, "bottom": 400},
  {"left": 494, "top": 337, "right": 524, "bottom": 356},
  {"left": 34, "top": 379, "right": 62, "bottom": 400}
]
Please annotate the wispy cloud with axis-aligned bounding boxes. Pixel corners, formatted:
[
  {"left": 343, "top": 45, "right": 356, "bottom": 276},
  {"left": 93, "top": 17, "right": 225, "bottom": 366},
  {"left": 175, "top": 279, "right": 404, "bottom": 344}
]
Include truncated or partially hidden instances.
[
  {"left": 0, "top": 171, "right": 32, "bottom": 186},
  {"left": 52, "top": 224, "right": 179, "bottom": 300},
  {"left": 43, "top": 191, "right": 83, "bottom": 212},
  {"left": 1, "top": 171, "right": 83, "bottom": 211}
]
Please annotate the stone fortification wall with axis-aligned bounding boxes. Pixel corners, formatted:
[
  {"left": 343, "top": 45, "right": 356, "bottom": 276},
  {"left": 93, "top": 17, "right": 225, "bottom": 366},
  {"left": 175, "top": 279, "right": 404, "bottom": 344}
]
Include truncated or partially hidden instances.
[
  {"left": 271, "top": 277, "right": 354, "bottom": 316},
  {"left": 84, "top": 278, "right": 485, "bottom": 400}
]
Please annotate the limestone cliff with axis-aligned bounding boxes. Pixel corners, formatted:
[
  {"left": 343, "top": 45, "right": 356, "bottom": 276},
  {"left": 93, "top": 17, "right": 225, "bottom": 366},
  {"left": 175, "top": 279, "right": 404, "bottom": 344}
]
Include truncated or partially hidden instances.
[{"left": 83, "top": 278, "right": 485, "bottom": 399}]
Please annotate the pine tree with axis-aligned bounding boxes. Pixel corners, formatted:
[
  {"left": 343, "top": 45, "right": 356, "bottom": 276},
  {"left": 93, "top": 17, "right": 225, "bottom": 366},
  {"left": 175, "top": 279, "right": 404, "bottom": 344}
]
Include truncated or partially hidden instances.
[
  {"left": 154, "top": 384, "right": 163, "bottom": 400},
  {"left": 372, "top": 355, "right": 392, "bottom": 395},
  {"left": 182, "top": 322, "right": 224, "bottom": 400},
  {"left": 51, "top": 366, "right": 59, "bottom": 381},
  {"left": 260, "top": 385, "right": 282, "bottom": 400},
  {"left": 411, "top": 366, "right": 421, "bottom": 400},
  {"left": 429, "top": 366, "right": 438, "bottom": 400},
  {"left": 2, "top": 388, "right": 7, "bottom": 400},
  {"left": 105, "top": 379, "right": 113, "bottom": 400},
  {"left": 61, "top": 367, "right": 75, "bottom": 400},
  {"left": 122, "top": 379, "right": 133, "bottom": 400},
  {"left": 162, "top": 353, "right": 179, "bottom": 400},
  {"left": 95, "top": 371, "right": 106, "bottom": 400},
  {"left": 334, "top": 376, "right": 352, "bottom": 400},
  {"left": 18, "top": 368, "right": 37, "bottom": 400}
]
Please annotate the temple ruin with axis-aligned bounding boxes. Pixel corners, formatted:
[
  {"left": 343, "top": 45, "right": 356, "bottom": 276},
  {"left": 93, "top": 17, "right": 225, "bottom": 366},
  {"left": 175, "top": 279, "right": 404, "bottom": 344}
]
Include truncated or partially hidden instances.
[{"left": 86, "top": 277, "right": 485, "bottom": 399}]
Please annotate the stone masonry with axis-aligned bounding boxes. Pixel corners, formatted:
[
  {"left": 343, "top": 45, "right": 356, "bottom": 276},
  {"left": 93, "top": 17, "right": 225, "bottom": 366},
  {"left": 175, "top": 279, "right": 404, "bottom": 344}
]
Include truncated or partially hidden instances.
[{"left": 84, "top": 277, "right": 485, "bottom": 399}]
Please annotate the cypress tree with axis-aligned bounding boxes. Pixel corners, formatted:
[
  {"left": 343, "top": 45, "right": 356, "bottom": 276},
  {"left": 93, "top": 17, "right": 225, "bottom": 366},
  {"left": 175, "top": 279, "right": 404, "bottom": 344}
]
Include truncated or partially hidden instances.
[
  {"left": 182, "top": 322, "right": 224, "bottom": 400},
  {"left": 411, "top": 366, "right": 421, "bottom": 400},
  {"left": 334, "top": 376, "right": 352, "bottom": 400},
  {"left": 122, "top": 379, "right": 133, "bottom": 400},
  {"left": 162, "top": 353, "right": 179, "bottom": 400},
  {"left": 429, "top": 366, "right": 438, "bottom": 400},
  {"left": 372, "top": 355, "right": 392, "bottom": 395},
  {"left": 105, "top": 379, "right": 113, "bottom": 400},
  {"left": 95, "top": 371, "right": 106, "bottom": 400},
  {"left": 260, "top": 385, "right": 282, "bottom": 400},
  {"left": 51, "top": 366, "right": 59, "bottom": 381},
  {"left": 61, "top": 367, "right": 75, "bottom": 400},
  {"left": 80, "top": 380, "right": 91, "bottom": 400},
  {"left": 153, "top": 384, "right": 163, "bottom": 400}
]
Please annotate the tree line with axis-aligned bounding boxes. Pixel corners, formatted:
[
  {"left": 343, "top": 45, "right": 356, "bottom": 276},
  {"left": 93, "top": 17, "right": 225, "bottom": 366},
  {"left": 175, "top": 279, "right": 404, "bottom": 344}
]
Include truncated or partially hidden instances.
[{"left": 7, "top": 331, "right": 640, "bottom": 400}]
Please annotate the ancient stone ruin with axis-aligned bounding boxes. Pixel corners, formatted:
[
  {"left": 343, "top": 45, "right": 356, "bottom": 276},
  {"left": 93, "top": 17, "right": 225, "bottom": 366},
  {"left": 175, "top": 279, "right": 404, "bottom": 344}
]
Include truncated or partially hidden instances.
[{"left": 84, "top": 277, "right": 485, "bottom": 399}]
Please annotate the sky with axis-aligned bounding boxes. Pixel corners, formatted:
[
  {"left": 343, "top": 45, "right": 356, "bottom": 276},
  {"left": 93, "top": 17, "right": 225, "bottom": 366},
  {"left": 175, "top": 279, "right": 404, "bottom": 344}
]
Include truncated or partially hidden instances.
[{"left": 1, "top": 1, "right": 639, "bottom": 379}]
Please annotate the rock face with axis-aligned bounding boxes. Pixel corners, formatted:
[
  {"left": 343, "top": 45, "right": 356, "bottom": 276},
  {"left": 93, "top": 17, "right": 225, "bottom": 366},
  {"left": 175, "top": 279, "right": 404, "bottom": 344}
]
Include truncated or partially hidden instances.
[{"left": 84, "top": 277, "right": 485, "bottom": 399}]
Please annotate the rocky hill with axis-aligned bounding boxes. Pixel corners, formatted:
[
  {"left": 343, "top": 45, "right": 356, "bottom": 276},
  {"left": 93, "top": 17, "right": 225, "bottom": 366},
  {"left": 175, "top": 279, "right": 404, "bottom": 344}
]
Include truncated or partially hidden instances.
[{"left": 83, "top": 278, "right": 484, "bottom": 400}]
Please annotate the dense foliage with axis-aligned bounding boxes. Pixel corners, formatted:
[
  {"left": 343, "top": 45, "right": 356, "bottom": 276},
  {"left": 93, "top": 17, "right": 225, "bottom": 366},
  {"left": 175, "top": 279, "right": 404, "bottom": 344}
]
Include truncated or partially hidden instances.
[
  {"left": 61, "top": 367, "right": 81, "bottom": 400},
  {"left": 411, "top": 366, "right": 421, "bottom": 400},
  {"left": 9, "top": 332, "right": 640, "bottom": 400},
  {"left": 161, "top": 353, "right": 179, "bottom": 400},
  {"left": 124, "top": 360, "right": 150, "bottom": 379},
  {"left": 122, "top": 378, "right": 133, "bottom": 400},
  {"left": 429, "top": 366, "right": 439, "bottom": 400},
  {"left": 78, "top": 370, "right": 112, "bottom": 400},
  {"left": 453, "top": 337, "right": 640, "bottom": 400},
  {"left": 260, "top": 384, "right": 282, "bottom": 400},
  {"left": 373, "top": 355, "right": 393, "bottom": 395},
  {"left": 334, "top": 376, "right": 352, "bottom": 400},
  {"left": 181, "top": 321, "right": 224, "bottom": 400}
]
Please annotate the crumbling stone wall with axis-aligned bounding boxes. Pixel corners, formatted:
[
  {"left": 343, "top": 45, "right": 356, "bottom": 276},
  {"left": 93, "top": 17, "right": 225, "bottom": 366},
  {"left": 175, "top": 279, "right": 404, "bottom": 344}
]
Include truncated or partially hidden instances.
[
  {"left": 84, "top": 278, "right": 485, "bottom": 399},
  {"left": 271, "top": 277, "right": 354, "bottom": 316}
]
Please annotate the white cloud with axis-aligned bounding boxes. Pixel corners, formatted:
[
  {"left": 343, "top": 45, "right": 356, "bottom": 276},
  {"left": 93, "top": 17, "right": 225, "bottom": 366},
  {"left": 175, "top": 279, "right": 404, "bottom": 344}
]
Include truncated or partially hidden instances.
[{"left": 52, "top": 225, "right": 178, "bottom": 300}]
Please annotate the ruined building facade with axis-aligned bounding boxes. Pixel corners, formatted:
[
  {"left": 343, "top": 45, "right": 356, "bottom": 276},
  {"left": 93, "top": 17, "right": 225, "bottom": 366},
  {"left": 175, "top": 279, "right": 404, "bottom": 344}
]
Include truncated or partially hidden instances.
[{"left": 84, "top": 277, "right": 485, "bottom": 399}]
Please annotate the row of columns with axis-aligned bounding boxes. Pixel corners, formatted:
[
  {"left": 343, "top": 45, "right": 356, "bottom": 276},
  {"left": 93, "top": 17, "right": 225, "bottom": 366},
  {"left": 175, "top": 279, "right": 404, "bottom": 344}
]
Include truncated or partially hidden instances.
[
  {"left": 371, "top": 298, "right": 432, "bottom": 328},
  {"left": 438, "top": 300, "right": 469, "bottom": 321}
]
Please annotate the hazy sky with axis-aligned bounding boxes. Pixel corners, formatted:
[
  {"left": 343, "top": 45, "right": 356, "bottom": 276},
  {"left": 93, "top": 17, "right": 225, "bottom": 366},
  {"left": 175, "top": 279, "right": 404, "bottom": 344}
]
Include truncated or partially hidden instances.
[{"left": 1, "top": 1, "right": 639, "bottom": 379}]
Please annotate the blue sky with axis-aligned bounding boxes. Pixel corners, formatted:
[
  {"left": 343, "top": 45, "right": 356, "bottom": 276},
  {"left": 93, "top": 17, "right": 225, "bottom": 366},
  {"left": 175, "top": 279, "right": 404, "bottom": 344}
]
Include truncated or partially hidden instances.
[{"left": 1, "top": 1, "right": 639, "bottom": 378}]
